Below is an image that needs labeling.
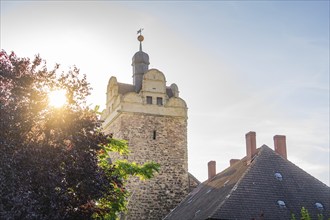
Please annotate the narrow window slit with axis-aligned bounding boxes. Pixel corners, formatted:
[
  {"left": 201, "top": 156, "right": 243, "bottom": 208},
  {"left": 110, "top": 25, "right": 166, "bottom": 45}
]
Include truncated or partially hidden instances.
[{"left": 153, "top": 130, "right": 157, "bottom": 140}]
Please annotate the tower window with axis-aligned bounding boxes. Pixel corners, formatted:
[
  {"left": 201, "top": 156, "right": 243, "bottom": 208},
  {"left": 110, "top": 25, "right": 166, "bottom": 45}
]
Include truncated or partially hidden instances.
[
  {"left": 157, "top": 97, "right": 163, "bottom": 105},
  {"left": 146, "top": 96, "right": 152, "bottom": 104},
  {"left": 153, "top": 130, "right": 156, "bottom": 140}
]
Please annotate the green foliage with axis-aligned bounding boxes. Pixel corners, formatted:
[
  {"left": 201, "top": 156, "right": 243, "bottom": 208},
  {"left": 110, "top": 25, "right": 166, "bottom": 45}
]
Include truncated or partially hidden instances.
[
  {"left": 291, "top": 213, "right": 297, "bottom": 220},
  {"left": 300, "top": 207, "right": 311, "bottom": 220},
  {"left": 291, "top": 207, "right": 327, "bottom": 220},
  {"left": 318, "top": 213, "right": 324, "bottom": 220},
  {"left": 115, "top": 160, "right": 160, "bottom": 180},
  {"left": 0, "top": 50, "right": 159, "bottom": 219},
  {"left": 102, "top": 137, "right": 130, "bottom": 156},
  {"left": 95, "top": 138, "right": 160, "bottom": 219}
]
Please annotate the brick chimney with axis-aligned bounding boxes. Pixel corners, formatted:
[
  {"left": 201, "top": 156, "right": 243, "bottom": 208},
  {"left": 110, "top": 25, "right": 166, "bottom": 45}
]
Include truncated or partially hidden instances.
[
  {"left": 246, "top": 131, "right": 256, "bottom": 164},
  {"left": 208, "top": 161, "right": 216, "bottom": 181},
  {"left": 230, "top": 159, "right": 240, "bottom": 166},
  {"left": 274, "top": 135, "right": 287, "bottom": 159}
]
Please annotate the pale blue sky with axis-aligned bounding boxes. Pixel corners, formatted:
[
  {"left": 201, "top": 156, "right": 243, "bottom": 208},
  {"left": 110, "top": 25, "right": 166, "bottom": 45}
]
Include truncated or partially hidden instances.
[{"left": 1, "top": 1, "right": 329, "bottom": 185}]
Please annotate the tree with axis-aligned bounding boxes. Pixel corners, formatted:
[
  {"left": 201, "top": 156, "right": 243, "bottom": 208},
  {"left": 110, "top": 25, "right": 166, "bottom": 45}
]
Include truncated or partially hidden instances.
[
  {"left": 291, "top": 207, "right": 327, "bottom": 220},
  {"left": 0, "top": 50, "right": 159, "bottom": 219}
]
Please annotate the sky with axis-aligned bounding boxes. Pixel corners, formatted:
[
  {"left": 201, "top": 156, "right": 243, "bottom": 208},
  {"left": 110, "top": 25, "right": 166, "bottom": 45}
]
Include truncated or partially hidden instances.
[{"left": 1, "top": 1, "right": 329, "bottom": 186}]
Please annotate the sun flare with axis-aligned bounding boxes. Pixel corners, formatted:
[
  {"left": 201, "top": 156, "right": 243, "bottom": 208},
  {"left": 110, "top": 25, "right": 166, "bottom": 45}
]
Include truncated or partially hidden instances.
[{"left": 48, "top": 90, "right": 67, "bottom": 108}]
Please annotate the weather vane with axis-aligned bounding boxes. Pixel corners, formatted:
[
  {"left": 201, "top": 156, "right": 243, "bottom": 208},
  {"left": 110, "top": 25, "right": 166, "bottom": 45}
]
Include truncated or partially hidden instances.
[
  {"left": 137, "top": 28, "right": 144, "bottom": 51},
  {"left": 137, "top": 28, "right": 144, "bottom": 36}
]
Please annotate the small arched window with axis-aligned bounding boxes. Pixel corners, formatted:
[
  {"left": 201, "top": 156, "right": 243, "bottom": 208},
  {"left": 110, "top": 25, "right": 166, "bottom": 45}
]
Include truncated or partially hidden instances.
[
  {"left": 275, "top": 172, "right": 283, "bottom": 181},
  {"left": 315, "top": 202, "right": 324, "bottom": 211},
  {"left": 277, "top": 200, "right": 286, "bottom": 208}
]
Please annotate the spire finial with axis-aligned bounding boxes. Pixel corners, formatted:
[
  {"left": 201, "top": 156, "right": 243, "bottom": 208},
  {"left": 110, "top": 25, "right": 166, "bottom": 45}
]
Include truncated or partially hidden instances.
[{"left": 137, "top": 28, "right": 144, "bottom": 51}]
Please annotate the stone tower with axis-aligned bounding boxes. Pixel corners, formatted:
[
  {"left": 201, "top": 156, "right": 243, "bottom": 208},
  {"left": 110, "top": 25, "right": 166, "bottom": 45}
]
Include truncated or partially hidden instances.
[{"left": 101, "top": 33, "right": 189, "bottom": 219}]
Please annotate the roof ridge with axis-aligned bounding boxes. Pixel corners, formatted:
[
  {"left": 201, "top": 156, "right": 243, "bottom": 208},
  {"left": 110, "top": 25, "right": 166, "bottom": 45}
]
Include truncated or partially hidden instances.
[
  {"left": 117, "top": 82, "right": 133, "bottom": 86},
  {"left": 208, "top": 146, "right": 271, "bottom": 218},
  {"left": 260, "top": 145, "right": 329, "bottom": 187},
  {"left": 207, "top": 150, "right": 262, "bottom": 218}
]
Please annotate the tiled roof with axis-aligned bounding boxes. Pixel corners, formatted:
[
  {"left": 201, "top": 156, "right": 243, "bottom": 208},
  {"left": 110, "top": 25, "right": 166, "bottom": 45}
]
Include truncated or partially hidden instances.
[
  {"left": 118, "top": 83, "right": 135, "bottom": 95},
  {"left": 117, "top": 82, "right": 174, "bottom": 98},
  {"left": 164, "top": 145, "right": 330, "bottom": 220},
  {"left": 188, "top": 172, "right": 201, "bottom": 192}
]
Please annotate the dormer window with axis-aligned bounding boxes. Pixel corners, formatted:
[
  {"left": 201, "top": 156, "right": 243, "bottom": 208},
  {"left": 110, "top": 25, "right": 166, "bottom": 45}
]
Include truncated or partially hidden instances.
[
  {"left": 315, "top": 202, "right": 324, "bottom": 211},
  {"left": 146, "top": 96, "right": 152, "bottom": 104},
  {"left": 275, "top": 172, "right": 283, "bottom": 181},
  {"left": 157, "top": 97, "right": 163, "bottom": 106},
  {"left": 277, "top": 200, "right": 286, "bottom": 208}
]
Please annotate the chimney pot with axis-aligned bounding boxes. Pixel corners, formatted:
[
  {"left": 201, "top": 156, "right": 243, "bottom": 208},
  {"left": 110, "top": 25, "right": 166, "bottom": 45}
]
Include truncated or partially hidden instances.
[
  {"left": 274, "top": 135, "right": 287, "bottom": 159},
  {"left": 246, "top": 131, "right": 257, "bottom": 163},
  {"left": 208, "top": 161, "right": 216, "bottom": 181}
]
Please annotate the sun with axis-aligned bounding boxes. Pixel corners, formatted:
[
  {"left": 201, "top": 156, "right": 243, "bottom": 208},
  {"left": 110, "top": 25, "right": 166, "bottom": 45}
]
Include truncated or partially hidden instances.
[{"left": 48, "top": 89, "right": 67, "bottom": 108}]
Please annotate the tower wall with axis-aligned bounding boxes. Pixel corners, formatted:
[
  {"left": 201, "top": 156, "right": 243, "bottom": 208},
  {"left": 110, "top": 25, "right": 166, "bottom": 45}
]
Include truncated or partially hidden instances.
[
  {"left": 105, "top": 112, "right": 188, "bottom": 219},
  {"left": 102, "top": 68, "right": 189, "bottom": 219}
]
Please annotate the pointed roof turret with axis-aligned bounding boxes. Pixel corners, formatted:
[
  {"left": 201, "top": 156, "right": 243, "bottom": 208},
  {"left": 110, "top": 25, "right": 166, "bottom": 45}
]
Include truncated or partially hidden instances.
[{"left": 132, "top": 28, "right": 149, "bottom": 92}]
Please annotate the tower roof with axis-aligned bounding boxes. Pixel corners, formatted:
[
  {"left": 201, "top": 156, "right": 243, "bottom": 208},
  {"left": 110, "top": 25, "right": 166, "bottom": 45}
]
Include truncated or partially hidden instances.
[
  {"left": 132, "top": 51, "right": 149, "bottom": 65},
  {"left": 132, "top": 29, "right": 150, "bottom": 92}
]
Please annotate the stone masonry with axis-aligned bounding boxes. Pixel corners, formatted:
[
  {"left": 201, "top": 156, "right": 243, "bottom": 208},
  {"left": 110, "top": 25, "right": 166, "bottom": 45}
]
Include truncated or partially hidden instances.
[{"left": 105, "top": 112, "right": 188, "bottom": 219}]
